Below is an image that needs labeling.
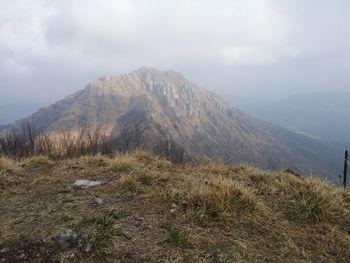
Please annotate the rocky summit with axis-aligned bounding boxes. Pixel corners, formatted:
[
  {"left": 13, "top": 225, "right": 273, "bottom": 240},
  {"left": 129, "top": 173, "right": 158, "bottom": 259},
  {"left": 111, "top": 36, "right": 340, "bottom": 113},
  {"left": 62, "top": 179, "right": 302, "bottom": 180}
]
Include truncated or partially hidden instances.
[{"left": 1, "top": 67, "right": 341, "bottom": 178}]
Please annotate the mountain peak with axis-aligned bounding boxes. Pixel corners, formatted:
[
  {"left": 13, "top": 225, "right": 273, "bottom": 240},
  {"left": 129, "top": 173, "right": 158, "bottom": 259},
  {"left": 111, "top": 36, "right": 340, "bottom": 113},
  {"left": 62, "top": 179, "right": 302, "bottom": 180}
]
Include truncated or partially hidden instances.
[
  {"left": 134, "top": 66, "right": 161, "bottom": 74},
  {"left": 132, "top": 66, "right": 187, "bottom": 83},
  {"left": 1, "top": 68, "right": 340, "bottom": 179}
]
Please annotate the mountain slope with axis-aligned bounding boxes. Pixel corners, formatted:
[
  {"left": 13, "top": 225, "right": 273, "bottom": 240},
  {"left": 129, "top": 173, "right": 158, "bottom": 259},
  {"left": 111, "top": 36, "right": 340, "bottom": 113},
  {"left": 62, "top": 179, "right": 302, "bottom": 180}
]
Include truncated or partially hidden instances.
[
  {"left": 1, "top": 68, "right": 342, "bottom": 179},
  {"left": 239, "top": 92, "right": 350, "bottom": 145}
]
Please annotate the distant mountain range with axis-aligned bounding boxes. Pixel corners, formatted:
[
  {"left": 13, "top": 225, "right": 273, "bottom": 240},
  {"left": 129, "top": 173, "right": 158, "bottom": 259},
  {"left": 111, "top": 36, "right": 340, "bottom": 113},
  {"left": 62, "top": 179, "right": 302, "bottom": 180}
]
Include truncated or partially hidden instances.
[
  {"left": 0, "top": 68, "right": 343, "bottom": 179},
  {"left": 237, "top": 92, "right": 350, "bottom": 145}
]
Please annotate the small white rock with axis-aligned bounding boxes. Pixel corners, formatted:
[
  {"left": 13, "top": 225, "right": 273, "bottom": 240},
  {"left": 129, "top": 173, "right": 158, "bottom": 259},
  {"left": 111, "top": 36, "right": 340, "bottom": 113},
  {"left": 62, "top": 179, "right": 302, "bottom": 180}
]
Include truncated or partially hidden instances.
[
  {"left": 94, "top": 197, "right": 105, "bottom": 205},
  {"left": 73, "top": 180, "right": 107, "bottom": 189},
  {"left": 53, "top": 229, "right": 79, "bottom": 250}
]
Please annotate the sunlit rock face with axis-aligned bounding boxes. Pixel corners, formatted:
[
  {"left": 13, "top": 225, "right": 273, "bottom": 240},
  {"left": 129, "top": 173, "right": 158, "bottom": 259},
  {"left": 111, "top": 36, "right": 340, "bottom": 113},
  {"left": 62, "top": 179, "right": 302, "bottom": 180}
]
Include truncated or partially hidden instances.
[{"left": 1, "top": 67, "right": 340, "bottom": 178}]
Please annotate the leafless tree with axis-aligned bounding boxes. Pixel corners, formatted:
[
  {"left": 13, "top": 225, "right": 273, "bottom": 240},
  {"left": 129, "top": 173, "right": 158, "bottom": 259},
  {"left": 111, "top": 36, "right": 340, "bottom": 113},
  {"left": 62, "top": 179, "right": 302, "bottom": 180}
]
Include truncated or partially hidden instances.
[
  {"left": 153, "top": 139, "right": 185, "bottom": 165},
  {"left": 0, "top": 121, "right": 111, "bottom": 159}
]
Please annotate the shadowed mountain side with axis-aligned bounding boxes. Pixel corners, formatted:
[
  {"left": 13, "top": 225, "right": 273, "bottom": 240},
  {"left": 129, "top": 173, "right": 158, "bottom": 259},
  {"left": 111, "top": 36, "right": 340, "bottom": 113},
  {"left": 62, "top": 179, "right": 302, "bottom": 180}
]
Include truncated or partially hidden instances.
[{"left": 0, "top": 67, "right": 342, "bottom": 180}]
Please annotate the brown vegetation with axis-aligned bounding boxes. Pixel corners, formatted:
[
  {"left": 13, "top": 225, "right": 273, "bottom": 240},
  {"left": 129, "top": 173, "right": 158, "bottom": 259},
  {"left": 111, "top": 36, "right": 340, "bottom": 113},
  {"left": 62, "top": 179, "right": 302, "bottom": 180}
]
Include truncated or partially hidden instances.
[
  {"left": 0, "top": 122, "right": 187, "bottom": 167},
  {"left": 0, "top": 156, "right": 16, "bottom": 173},
  {"left": 0, "top": 152, "right": 349, "bottom": 262},
  {"left": 0, "top": 122, "right": 110, "bottom": 159}
]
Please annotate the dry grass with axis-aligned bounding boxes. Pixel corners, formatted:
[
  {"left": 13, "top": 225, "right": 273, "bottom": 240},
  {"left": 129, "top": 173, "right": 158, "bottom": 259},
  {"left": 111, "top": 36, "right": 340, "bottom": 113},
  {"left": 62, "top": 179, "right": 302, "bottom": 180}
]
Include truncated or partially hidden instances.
[
  {"left": 109, "top": 154, "right": 139, "bottom": 173},
  {"left": 20, "top": 155, "right": 54, "bottom": 168},
  {"left": 132, "top": 149, "right": 156, "bottom": 163},
  {"left": 0, "top": 170, "right": 8, "bottom": 189},
  {"left": 239, "top": 170, "right": 350, "bottom": 224},
  {"left": 0, "top": 156, "right": 16, "bottom": 173},
  {"left": 185, "top": 177, "right": 267, "bottom": 223},
  {"left": 77, "top": 154, "right": 111, "bottom": 167},
  {"left": 0, "top": 156, "right": 17, "bottom": 190},
  {"left": 118, "top": 174, "right": 138, "bottom": 192},
  {"left": 1, "top": 153, "right": 350, "bottom": 262},
  {"left": 195, "top": 162, "right": 231, "bottom": 175},
  {"left": 277, "top": 176, "right": 348, "bottom": 223}
]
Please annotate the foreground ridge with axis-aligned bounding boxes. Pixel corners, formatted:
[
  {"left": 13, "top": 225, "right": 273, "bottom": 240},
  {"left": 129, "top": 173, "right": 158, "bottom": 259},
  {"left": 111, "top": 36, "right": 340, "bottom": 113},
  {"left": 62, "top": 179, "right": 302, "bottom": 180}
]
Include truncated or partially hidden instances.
[{"left": 1, "top": 152, "right": 349, "bottom": 262}]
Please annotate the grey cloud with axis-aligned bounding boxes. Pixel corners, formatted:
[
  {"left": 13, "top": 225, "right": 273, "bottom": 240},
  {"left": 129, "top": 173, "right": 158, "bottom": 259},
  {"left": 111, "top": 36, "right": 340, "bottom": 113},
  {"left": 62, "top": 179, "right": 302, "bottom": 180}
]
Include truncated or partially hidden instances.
[{"left": 0, "top": 0, "right": 349, "bottom": 104}]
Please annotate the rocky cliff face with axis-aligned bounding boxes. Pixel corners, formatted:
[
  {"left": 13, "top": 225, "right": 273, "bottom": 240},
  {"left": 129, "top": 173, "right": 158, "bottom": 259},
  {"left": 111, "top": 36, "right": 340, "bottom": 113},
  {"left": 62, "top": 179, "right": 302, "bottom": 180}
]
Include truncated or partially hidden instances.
[{"left": 1, "top": 67, "right": 341, "bottom": 178}]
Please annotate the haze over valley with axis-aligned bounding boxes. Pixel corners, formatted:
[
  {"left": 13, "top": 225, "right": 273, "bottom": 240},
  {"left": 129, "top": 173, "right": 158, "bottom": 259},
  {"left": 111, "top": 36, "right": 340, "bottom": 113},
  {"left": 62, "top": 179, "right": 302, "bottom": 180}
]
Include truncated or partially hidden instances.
[{"left": 233, "top": 92, "right": 350, "bottom": 145}]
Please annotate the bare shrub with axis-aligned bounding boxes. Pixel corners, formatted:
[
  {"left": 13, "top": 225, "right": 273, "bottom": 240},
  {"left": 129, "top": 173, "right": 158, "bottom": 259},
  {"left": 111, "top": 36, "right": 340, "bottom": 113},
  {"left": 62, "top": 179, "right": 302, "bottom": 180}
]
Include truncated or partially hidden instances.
[
  {"left": 114, "top": 116, "right": 149, "bottom": 152},
  {"left": 0, "top": 120, "right": 190, "bottom": 166},
  {"left": 153, "top": 140, "right": 185, "bottom": 165},
  {"left": 0, "top": 122, "right": 111, "bottom": 159}
]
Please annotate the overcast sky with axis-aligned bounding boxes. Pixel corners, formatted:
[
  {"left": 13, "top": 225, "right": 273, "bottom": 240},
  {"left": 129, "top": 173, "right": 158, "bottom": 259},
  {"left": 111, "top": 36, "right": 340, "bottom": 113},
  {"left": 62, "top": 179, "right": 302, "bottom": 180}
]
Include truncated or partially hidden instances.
[{"left": 0, "top": 0, "right": 349, "bottom": 105}]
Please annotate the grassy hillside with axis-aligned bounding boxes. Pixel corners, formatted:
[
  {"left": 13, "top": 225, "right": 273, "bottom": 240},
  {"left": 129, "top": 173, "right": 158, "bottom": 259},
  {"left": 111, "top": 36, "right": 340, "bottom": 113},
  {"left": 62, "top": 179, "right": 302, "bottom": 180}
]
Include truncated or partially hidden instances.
[{"left": 1, "top": 152, "right": 350, "bottom": 262}]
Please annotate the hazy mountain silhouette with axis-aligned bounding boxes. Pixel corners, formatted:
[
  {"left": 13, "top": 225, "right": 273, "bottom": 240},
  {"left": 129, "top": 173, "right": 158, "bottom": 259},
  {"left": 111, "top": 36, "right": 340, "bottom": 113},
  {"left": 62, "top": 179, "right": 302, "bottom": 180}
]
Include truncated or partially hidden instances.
[
  {"left": 240, "top": 92, "right": 350, "bottom": 145},
  {"left": 0, "top": 68, "right": 342, "bottom": 179}
]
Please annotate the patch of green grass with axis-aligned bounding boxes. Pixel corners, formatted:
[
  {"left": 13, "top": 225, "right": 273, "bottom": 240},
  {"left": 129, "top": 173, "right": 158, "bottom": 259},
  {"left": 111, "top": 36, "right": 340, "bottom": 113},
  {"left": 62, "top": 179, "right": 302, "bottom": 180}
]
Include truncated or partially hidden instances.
[
  {"left": 77, "top": 215, "right": 116, "bottom": 251},
  {"left": 191, "top": 211, "right": 213, "bottom": 227},
  {"left": 138, "top": 174, "right": 152, "bottom": 185},
  {"left": 167, "top": 227, "right": 191, "bottom": 248}
]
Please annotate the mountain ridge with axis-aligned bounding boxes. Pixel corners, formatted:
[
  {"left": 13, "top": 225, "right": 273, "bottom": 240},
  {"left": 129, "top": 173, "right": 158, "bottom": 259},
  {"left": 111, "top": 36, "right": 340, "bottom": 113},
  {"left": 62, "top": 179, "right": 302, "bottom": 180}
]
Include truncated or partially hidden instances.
[{"left": 0, "top": 67, "right": 342, "bottom": 179}]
